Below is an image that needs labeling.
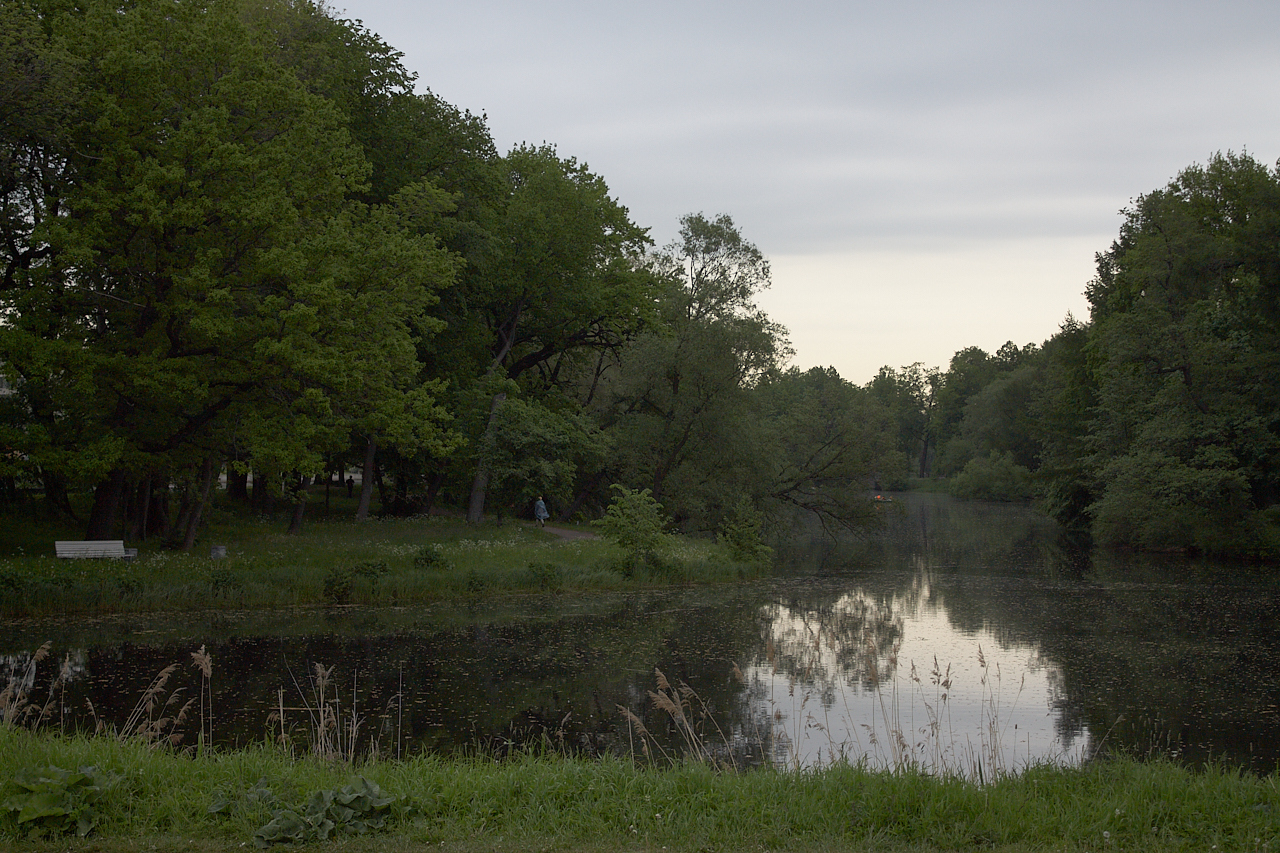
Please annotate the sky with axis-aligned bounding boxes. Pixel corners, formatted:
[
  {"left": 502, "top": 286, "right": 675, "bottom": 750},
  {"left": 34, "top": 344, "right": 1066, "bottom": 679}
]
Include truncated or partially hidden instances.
[{"left": 336, "top": 0, "right": 1280, "bottom": 384}]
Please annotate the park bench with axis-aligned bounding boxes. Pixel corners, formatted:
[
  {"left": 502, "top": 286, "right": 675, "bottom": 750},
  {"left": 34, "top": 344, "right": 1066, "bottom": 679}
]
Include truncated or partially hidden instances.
[{"left": 55, "top": 540, "right": 138, "bottom": 559}]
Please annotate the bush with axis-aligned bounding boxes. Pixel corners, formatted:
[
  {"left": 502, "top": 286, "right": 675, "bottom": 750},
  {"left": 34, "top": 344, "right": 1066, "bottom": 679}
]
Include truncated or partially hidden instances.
[
  {"left": 948, "top": 452, "right": 1035, "bottom": 502},
  {"left": 412, "top": 546, "right": 450, "bottom": 571},
  {"left": 719, "top": 497, "right": 773, "bottom": 566},
  {"left": 592, "top": 485, "right": 668, "bottom": 565},
  {"left": 524, "top": 561, "right": 563, "bottom": 591}
]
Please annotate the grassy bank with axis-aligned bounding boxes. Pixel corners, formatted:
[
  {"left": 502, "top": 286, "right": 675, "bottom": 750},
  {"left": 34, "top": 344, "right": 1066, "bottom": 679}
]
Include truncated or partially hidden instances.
[
  {"left": 1, "top": 727, "right": 1276, "bottom": 852},
  {"left": 0, "top": 497, "right": 764, "bottom": 618}
]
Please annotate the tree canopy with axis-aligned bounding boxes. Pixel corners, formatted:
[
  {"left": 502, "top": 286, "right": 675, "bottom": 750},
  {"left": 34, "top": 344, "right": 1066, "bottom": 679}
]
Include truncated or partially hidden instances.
[{"left": 1, "top": 0, "right": 900, "bottom": 553}]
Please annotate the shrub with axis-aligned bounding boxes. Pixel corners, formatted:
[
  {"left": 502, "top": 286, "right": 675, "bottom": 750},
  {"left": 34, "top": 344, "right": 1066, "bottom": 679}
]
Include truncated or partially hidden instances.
[
  {"left": 948, "top": 452, "right": 1035, "bottom": 502},
  {"left": 321, "top": 567, "right": 353, "bottom": 606},
  {"left": 719, "top": 497, "right": 773, "bottom": 566},
  {"left": 525, "top": 561, "right": 563, "bottom": 592},
  {"left": 412, "top": 546, "right": 450, "bottom": 571},
  {"left": 592, "top": 485, "right": 669, "bottom": 566}
]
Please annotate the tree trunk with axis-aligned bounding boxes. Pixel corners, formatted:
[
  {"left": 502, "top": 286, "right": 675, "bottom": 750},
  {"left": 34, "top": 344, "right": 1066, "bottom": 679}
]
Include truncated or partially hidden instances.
[
  {"left": 41, "top": 471, "right": 77, "bottom": 521},
  {"left": 418, "top": 469, "right": 445, "bottom": 516},
  {"left": 466, "top": 392, "right": 507, "bottom": 523},
  {"left": 355, "top": 435, "right": 377, "bottom": 521},
  {"left": 149, "top": 488, "right": 170, "bottom": 539},
  {"left": 227, "top": 462, "right": 249, "bottom": 502},
  {"left": 182, "top": 457, "right": 216, "bottom": 551},
  {"left": 131, "top": 476, "right": 152, "bottom": 541},
  {"left": 84, "top": 469, "right": 127, "bottom": 540},
  {"left": 287, "top": 473, "right": 306, "bottom": 534}
]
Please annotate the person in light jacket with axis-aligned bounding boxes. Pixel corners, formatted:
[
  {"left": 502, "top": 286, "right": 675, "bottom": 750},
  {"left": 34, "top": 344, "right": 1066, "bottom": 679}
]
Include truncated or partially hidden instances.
[{"left": 533, "top": 496, "right": 549, "bottom": 528}]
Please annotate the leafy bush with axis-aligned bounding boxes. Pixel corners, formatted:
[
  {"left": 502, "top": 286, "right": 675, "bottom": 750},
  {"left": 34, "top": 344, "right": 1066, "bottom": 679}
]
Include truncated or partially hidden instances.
[
  {"left": 322, "top": 561, "right": 389, "bottom": 604},
  {"left": 321, "top": 567, "right": 353, "bottom": 605},
  {"left": 948, "top": 452, "right": 1035, "bottom": 502},
  {"left": 0, "top": 765, "right": 121, "bottom": 839},
  {"left": 251, "top": 777, "right": 402, "bottom": 847},
  {"left": 593, "top": 485, "right": 669, "bottom": 568},
  {"left": 412, "top": 545, "right": 450, "bottom": 571},
  {"left": 719, "top": 497, "right": 773, "bottom": 566},
  {"left": 205, "top": 565, "right": 242, "bottom": 594}
]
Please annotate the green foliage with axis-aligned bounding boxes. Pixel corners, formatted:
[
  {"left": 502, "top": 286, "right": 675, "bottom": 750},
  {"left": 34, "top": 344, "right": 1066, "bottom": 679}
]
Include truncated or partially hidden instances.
[
  {"left": 3, "top": 731, "right": 1279, "bottom": 851},
  {"left": 947, "top": 452, "right": 1035, "bottom": 502},
  {"left": 208, "top": 776, "right": 283, "bottom": 823},
  {"left": 1079, "top": 151, "right": 1280, "bottom": 555},
  {"left": 0, "top": 765, "right": 120, "bottom": 839},
  {"left": 204, "top": 565, "right": 242, "bottom": 595},
  {"left": 592, "top": 485, "right": 669, "bottom": 563},
  {"left": 524, "top": 561, "right": 563, "bottom": 591},
  {"left": 412, "top": 545, "right": 450, "bottom": 571},
  {"left": 322, "top": 560, "right": 388, "bottom": 604},
  {"left": 718, "top": 497, "right": 773, "bottom": 565},
  {"left": 250, "top": 777, "right": 401, "bottom": 847}
]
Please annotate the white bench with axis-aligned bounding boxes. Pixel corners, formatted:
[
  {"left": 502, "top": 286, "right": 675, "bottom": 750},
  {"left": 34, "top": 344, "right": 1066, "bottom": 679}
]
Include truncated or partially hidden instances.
[{"left": 55, "top": 540, "right": 138, "bottom": 559}]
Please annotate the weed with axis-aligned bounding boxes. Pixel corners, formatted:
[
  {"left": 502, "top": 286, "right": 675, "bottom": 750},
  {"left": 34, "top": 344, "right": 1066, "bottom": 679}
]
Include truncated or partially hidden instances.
[
  {"left": 251, "top": 777, "right": 402, "bottom": 847},
  {"left": 270, "top": 662, "right": 367, "bottom": 762},
  {"left": 208, "top": 776, "right": 283, "bottom": 823},
  {"left": 0, "top": 764, "right": 121, "bottom": 839},
  {"left": 620, "top": 668, "right": 738, "bottom": 770},
  {"left": 464, "top": 569, "right": 490, "bottom": 597},
  {"left": 525, "top": 560, "right": 563, "bottom": 591},
  {"left": 412, "top": 545, "right": 450, "bottom": 571},
  {"left": 205, "top": 565, "right": 242, "bottom": 594},
  {"left": 321, "top": 567, "right": 353, "bottom": 605}
]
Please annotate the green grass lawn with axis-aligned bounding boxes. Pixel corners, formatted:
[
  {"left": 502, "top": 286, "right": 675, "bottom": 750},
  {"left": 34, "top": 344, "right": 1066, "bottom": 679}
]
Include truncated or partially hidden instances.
[
  {"left": 0, "top": 491, "right": 763, "bottom": 618},
  {"left": 1, "top": 726, "right": 1276, "bottom": 852}
]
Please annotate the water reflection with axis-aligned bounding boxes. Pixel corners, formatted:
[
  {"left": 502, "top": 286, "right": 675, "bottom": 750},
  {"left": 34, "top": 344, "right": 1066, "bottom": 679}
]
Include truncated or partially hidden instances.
[
  {"left": 742, "top": 581, "right": 1084, "bottom": 773},
  {"left": 3, "top": 493, "right": 1279, "bottom": 774}
]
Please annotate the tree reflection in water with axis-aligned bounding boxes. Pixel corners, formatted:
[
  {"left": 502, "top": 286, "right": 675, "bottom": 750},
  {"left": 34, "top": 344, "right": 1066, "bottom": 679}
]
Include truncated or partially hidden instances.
[
  {"left": 5, "top": 494, "right": 1279, "bottom": 775},
  {"left": 740, "top": 575, "right": 1086, "bottom": 775}
]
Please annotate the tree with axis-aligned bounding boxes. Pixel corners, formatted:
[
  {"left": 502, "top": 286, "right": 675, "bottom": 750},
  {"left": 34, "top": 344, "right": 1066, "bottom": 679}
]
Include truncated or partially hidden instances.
[
  {"left": 461, "top": 144, "right": 655, "bottom": 522},
  {"left": 755, "top": 366, "right": 901, "bottom": 532},
  {"left": 0, "top": 0, "right": 454, "bottom": 541},
  {"left": 605, "top": 213, "right": 791, "bottom": 528},
  {"left": 865, "top": 363, "right": 940, "bottom": 479},
  {"left": 1081, "top": 151, "right": 1280, "bottom": 554}
]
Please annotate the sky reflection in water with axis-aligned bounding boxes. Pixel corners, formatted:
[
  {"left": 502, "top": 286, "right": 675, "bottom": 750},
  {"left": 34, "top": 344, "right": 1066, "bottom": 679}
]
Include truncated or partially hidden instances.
[{"left": 4, "top": 493, "right": 1279, "bottom": 775}]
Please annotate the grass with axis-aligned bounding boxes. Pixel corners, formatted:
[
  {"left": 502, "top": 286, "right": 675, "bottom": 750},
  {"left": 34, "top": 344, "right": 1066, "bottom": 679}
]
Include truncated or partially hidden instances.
[
  {"left": 0, "top": 725, "right": 1277, "bottom": 852},
  {"left": 0, "top": 492, "right": 765, "bottom": 618}
]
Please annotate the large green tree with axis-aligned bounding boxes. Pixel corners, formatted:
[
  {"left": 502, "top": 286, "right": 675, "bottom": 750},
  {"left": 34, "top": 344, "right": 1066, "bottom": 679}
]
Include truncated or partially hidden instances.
[
  {"left": 0, "top": 0, "right": 455, "bottom": 540},
  {"left": 605, "top": 214, "right": 791, "bottom": 528},
  {"left": 460, "top": 145, "right": 655, "bottom": 522},
  {"left": 1081, "top": 152, "right": 1280, "bottom": 554}
]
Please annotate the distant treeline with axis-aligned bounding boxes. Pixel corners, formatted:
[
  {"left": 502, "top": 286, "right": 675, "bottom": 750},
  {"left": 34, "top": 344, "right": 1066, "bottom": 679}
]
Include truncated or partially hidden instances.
[
  {"left": 869, "top": 151, "right": 1280, "bottom": 557},
  {"left": 2, "top": 0, "right": 1277, "bottom": 557}
]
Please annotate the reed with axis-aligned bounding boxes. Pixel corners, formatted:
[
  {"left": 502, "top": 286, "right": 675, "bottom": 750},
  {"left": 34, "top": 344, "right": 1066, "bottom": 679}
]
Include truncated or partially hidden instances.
[{"left": 626, "top": 643, "right": 1068, "bottom": 783}]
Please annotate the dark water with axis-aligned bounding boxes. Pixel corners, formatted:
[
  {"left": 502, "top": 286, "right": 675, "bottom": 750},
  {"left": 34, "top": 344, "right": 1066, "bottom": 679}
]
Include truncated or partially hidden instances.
[{"left": 4, "top": 493, "right": 1279, "bottom": 774}]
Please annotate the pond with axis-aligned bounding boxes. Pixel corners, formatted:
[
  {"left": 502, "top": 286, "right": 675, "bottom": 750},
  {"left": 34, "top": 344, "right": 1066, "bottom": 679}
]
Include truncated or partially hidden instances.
[{"left": 3, "top": 493, "right": 1279, "bottom": 776}]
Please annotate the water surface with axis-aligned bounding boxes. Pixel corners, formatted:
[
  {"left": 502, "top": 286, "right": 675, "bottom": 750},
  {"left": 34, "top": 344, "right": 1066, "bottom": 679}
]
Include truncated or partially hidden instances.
[{"left": 4, "top": 493, "right": 1278, "bottom": 774}]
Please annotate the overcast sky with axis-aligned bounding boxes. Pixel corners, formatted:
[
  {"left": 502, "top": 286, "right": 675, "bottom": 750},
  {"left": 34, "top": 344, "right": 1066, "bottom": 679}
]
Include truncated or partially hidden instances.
[{"left": 338, "top": 0, "right": 1280, "bottom": 384}]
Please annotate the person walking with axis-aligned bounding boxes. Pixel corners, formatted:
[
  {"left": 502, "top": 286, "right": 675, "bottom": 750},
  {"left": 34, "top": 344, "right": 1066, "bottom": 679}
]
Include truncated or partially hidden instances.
[{"left": 533, "top": 496, "right": 549, "bottom": 528}]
